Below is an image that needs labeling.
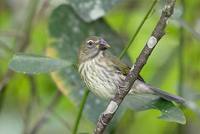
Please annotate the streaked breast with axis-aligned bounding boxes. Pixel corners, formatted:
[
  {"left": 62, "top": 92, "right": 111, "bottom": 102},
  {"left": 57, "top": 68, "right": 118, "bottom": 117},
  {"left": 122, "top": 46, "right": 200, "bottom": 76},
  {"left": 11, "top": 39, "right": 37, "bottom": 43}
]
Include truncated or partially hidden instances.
[{"left": 78, "top": 52, "right": 122, "bottom": 99}]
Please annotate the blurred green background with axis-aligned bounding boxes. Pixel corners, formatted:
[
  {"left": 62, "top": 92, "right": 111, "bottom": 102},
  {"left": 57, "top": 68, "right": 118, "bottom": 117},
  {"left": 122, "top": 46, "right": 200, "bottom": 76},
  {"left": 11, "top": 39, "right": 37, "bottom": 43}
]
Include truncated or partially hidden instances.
[{"left": 0, "top": 0, "right": 200, "bottom": 134}]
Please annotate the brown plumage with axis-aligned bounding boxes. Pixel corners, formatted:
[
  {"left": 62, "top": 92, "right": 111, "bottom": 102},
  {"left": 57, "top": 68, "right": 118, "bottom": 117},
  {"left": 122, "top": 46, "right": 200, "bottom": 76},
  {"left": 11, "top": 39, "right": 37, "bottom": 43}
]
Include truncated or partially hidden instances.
[{"left": 78, "top": 36, "right": 185, "bottom": 104}]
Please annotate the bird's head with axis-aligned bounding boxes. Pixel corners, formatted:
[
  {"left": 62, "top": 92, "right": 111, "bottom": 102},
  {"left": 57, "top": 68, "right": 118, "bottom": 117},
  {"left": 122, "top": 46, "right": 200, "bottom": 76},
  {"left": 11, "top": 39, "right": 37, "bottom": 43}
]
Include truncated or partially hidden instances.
[{"left": 78, "top": 36, "right": 110, "bottom": 63}]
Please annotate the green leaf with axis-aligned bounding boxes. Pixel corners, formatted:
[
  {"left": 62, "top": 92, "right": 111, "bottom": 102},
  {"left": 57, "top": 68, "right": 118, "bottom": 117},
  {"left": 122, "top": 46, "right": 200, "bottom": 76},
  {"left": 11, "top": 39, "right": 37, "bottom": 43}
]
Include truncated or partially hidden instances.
[
  {"left": 153, "top": 99, "right": 186, "bottom": 124},
  {"left": 69, "top": 0, "right": 121, "bottom": 22},
  {"left": 9, "top": 54, "right": 71, "bottom": 74},
  {"left": 125, "top": 95, "right": 186, "bottom": 124}
]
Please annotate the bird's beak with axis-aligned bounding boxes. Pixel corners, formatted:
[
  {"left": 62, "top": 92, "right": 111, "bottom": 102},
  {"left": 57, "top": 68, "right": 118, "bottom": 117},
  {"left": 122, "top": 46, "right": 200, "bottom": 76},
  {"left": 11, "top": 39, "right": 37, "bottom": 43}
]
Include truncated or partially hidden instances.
[{"left": 97, "top": 38, "right": 111, "bottom": 50}]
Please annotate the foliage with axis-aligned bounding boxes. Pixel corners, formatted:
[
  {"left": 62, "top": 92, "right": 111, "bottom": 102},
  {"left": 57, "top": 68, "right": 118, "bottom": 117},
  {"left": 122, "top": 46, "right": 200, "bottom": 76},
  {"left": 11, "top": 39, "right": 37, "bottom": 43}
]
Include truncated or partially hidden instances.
[
  {"left": 1, "top": 0, "right": 200, "bottom": 134},
  {"left": 9, "top": 54, "right": 71, "bottom": 74},
  {"left": 9, "top": 3, "right": 186, "bottom": 124}
]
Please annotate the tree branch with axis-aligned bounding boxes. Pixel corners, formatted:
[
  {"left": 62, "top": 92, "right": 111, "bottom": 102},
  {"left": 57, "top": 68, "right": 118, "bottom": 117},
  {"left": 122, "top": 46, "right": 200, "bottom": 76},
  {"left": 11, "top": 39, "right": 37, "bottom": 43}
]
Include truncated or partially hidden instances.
[
  {"left": 23, "top": 76, "right": 38, "bottom": 134},
  {"left": 94, "top": 0, "right": 176, "bottom": 133}
]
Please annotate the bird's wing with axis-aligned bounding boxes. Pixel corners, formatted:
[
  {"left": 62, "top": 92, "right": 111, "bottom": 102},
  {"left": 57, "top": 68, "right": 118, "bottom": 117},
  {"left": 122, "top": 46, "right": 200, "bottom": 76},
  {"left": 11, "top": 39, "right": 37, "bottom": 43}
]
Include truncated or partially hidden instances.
[{"left": 107, "top": 52, "right": 144, "bottom": 82}]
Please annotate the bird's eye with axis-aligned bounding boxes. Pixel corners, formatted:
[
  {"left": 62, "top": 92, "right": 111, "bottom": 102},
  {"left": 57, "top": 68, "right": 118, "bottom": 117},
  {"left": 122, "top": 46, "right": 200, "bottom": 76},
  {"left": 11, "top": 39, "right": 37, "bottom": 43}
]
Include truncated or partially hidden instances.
[{"left": 87, "top": 40, "right": 94, "bottom": 46}]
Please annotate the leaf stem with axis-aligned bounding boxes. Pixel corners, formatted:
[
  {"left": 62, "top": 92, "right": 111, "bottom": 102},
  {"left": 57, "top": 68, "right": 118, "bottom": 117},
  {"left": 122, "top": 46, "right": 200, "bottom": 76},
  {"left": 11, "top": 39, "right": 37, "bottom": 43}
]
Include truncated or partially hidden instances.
[
  {"left": 119, "top": 0, "right": 157, "bottom": 59},
  {"left": 72, "top": 89, "right": 90, "bottom": 134},
  {"left": 177, "top": 0, "right": 185, "bottom": 133},
  {"left": 178, "top": 0, "right": 185, "bottom": 97}
]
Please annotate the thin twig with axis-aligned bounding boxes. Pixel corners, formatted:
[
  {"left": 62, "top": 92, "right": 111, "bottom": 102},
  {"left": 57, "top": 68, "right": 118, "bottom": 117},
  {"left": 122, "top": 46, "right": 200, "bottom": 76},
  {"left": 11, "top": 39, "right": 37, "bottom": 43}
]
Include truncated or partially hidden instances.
[
  {"left": 0, "top": 30, "right": 23, "bottom": 38},
  {"left": 71, "top": 64, "right": 90, "bottom": 134},
  {"left": 119, "top": 0, "right": 158, "bottom": 59},
  {"left": 177, "top": 0, "right": 185, "bottom": 133},
  {"left": 29, "top": 90, "right": 62, "bottom": 134},
  {"left": 23, "top": 76, "right": 38, "bottom": 134},
  {"left": 0, "top": 70, "right": 14, "bottom": 92},
  {"left": 94, "top": 0, "right": 176, "bottom": 133},
  {"left": 0, "top": 84, "right": 6, "bottom": 112},
  {"left": 16, "top": 0, "right": 39, "bottom": 52},
  {"left": 178, "top": 0, "right": 185, "bottom": 96},
  {"left": 36, "top": 0, "right": 50, "bottom": 20},
  {"left": 50, "top": 109, "right": 71, "bottom": 130},
  {"left": 176, "top": 19, "right": 200, "bottom": 41},
  {"left": 0, "top": 40, "right": 14, "bottom": 53},
  {"left": 72, "top": 89, "right": 90, "bottom": 134}
]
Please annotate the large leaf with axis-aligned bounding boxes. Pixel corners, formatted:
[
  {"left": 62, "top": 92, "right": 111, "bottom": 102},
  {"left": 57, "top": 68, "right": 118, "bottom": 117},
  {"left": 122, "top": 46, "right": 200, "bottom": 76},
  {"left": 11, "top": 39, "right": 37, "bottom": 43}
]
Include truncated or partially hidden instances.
[
  {"left": 69, "top": 0, "right": 121, "bottom": 22},
  {"left": 9, "top": 54, "right": 71, "bottom": 74},
  {"left": 153, "top": 99, "right": 185, "bottom": 124},
  {"left": 48, "top": 4, "right": 185, "bottom": 124},
  {"left": 125, "top": 95, "right": 186, "bottom": 124},
  {"left": 48, "top": 4, "right": 126, "bottom": 123}
]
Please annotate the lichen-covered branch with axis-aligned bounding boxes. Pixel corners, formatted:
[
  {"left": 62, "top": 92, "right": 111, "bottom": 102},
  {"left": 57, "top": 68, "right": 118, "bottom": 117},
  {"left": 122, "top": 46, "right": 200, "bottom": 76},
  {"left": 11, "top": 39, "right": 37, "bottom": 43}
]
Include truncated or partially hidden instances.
[{"left": 94, "top": 0, "right": 176, "bottom": 133}]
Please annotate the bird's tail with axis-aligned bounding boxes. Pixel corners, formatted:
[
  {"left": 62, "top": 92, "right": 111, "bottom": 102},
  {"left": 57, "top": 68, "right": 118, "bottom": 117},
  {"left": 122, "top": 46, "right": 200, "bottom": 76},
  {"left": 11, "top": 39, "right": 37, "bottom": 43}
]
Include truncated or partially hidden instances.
[
  {"left": 131, "top": 80, "right": 185, "bottom": 104},
  {"left": 149, "top": 86, "right": 185, "bottom": 104}
]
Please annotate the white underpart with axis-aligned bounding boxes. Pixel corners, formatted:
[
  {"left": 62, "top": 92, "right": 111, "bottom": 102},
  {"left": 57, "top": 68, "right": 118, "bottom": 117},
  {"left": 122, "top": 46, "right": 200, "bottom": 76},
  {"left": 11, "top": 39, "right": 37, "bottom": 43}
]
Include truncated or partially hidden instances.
[
  {"left": 79, "top": 52, "right": 122, "bottom": 99},
  {"left": 147, "top": 36, "right": 157, "bottom": 48},
  {"left": 79, "top": 52, "right": 152, "bottom": 99}
]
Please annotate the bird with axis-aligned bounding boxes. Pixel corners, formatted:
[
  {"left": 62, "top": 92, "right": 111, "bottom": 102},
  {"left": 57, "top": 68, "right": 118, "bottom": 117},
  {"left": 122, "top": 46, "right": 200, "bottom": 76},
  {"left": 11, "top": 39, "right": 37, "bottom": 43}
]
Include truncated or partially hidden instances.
[{"left": 78, "top": 36, "right": 185, "bottom": 104}]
